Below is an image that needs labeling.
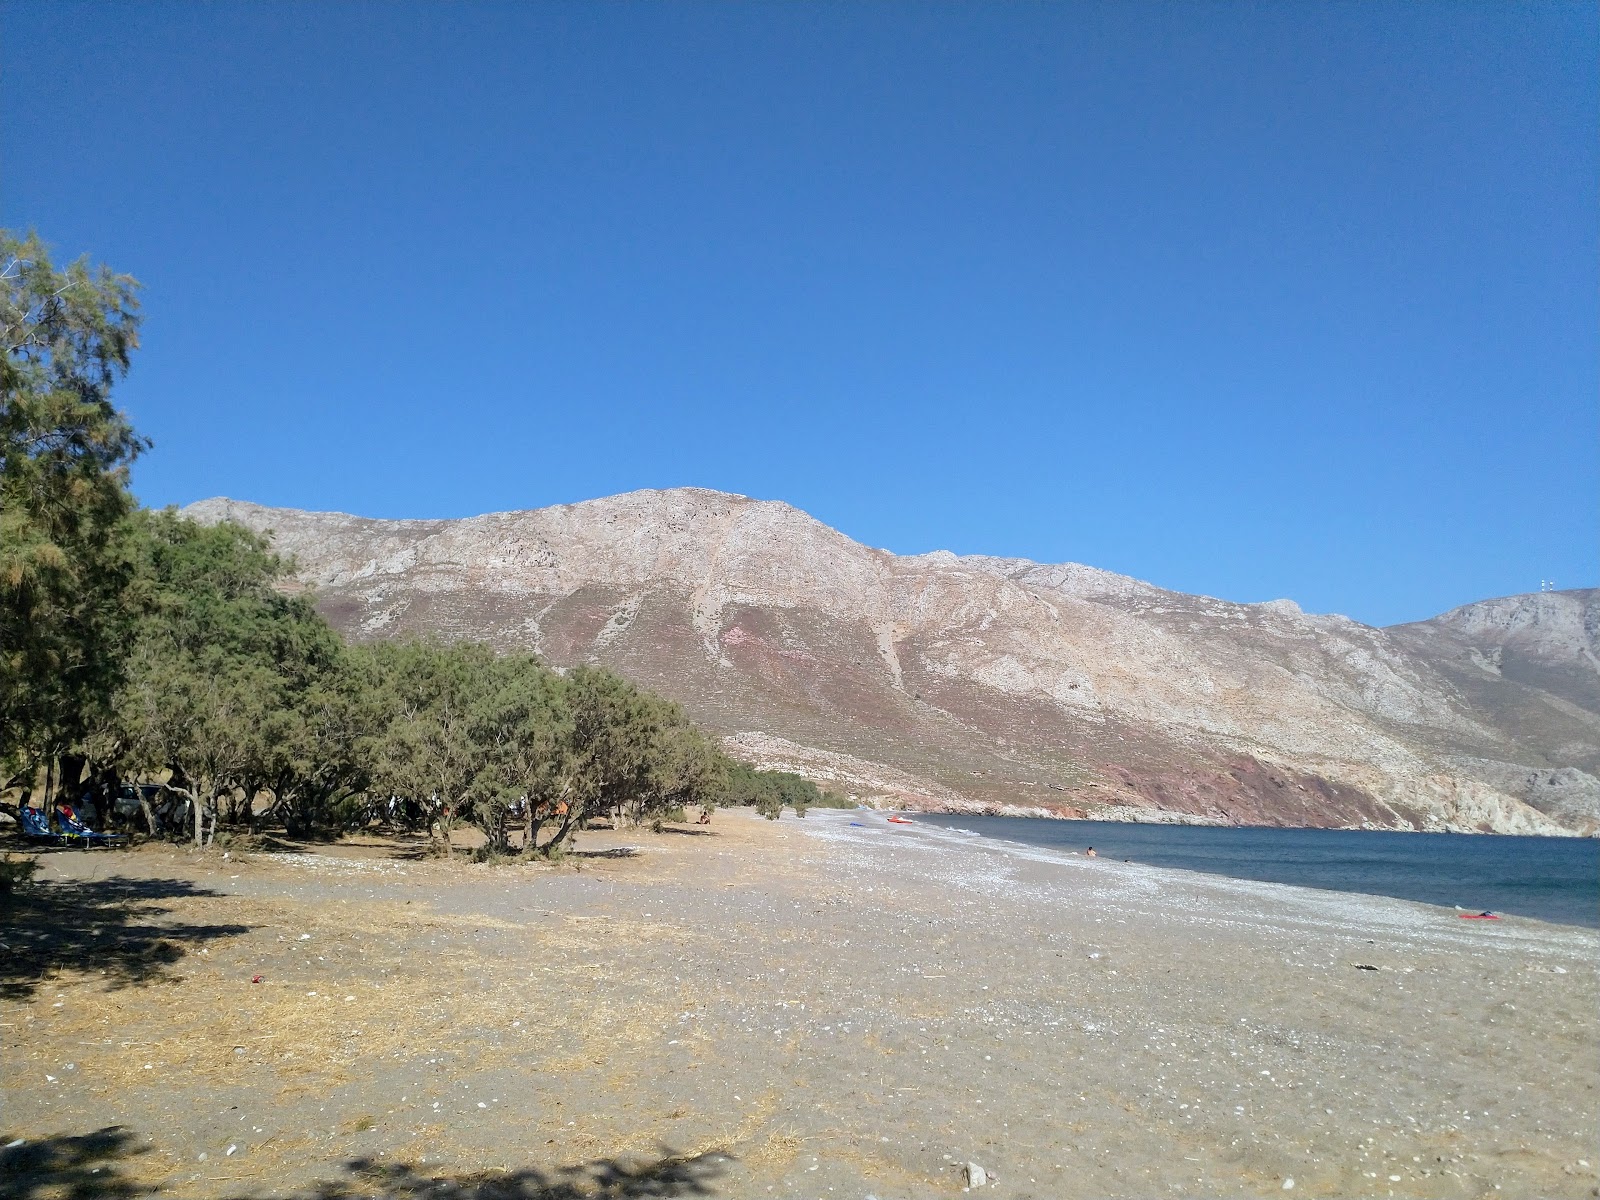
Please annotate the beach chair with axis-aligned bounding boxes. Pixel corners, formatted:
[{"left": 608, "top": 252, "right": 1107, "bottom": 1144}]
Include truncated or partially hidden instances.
[
  {"left": 53, "top": 804, "right": 128, "bottom": 847},
  {"left": 19, "top": 806, "right": 68, "bottom": 845}
]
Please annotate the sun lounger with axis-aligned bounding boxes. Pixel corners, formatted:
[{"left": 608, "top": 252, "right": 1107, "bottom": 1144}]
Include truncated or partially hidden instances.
[
  {"left": 19, "top": 806, "right": 65, "bottom": 845},
  {"left": 55, "top": 805, "right": 128, "bottom": 846},
  {"left": 20, "top": 804, "right": 127, "bottom": 847}
]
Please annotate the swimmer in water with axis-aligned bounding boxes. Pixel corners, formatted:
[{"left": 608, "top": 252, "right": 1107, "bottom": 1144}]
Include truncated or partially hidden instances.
[{"left": 1085, "top": 846, "right": 1097, "bottom": 858}]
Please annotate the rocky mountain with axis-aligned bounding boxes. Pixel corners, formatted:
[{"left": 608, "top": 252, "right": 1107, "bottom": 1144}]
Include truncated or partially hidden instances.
[{"left": 184, "top": 490, "right": 1600, "bottom": 836}]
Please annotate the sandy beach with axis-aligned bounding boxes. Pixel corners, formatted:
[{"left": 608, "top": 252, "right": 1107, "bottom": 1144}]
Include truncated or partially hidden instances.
[{"left": 3, "top": 809, "right": 1596, "bottom": 1199}]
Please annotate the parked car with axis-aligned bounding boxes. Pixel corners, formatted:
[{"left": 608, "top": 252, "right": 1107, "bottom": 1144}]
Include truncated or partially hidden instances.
[
  {"left": 112, "top": 783, "right": 163, "bottom": 820},
  {"left": 112, "top": 783, "right": 193, "bottom": 834}
]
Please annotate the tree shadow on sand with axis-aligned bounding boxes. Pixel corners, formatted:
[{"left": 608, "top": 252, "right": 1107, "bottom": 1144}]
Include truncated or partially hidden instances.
[
  {"left": 0, "top": 1131, "right": 730, "bottom": 1200},
  {"left": 0, "top": 874, "right": 250, "bottom": 1001},
  {"left": 0, "top": 1126, "right": 154, "bottom": 1199},
  {"left": 238, "top": 1148, "right": 733, "bottom": 1198}
]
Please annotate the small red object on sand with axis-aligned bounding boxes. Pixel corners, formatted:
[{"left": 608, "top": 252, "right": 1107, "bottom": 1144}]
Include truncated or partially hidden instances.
[
  {"left": 251, "top": 974, "right": 265, "bottom": 983},
  {"left": 887, "top": 816, "right": 914, "bottom": 824},
  {"left": 1458, "top": 913, "right": 1500, "bottom": 920}
]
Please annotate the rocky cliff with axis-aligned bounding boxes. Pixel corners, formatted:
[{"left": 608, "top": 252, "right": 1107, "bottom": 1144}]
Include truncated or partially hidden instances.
[{"left": 184, "top": 489, "right": 1600, "bottom": 835}]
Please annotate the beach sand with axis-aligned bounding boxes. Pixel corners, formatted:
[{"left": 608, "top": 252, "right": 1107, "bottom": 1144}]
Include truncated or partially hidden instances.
[{"left": 2, "top": 809, "right": 1596, "bottom": 1198}]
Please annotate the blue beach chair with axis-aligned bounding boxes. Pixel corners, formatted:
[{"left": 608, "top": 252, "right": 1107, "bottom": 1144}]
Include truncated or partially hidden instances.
[
  {"left": 20, "top": 805, "right": 64, "bottom": 844},
  {"left": 55, "top": 804, "right": 128, "bottom": 846}
]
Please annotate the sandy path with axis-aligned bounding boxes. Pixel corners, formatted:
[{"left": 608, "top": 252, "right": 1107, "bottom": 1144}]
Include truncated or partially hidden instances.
[{"left": 2, "top": 810, "right": 1596, "bottom": 1199}]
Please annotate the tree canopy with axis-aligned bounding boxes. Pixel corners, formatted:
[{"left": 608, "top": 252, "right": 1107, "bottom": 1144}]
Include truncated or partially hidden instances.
[
  {"left": 2, "top": 230, "right": 832, "bottom": 853},
  {"left": 1, "top": 231, "right": 146, "bottom": 791}
]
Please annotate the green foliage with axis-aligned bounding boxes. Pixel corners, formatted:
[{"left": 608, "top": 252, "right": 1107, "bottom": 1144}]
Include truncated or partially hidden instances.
[
  {"left": 722, "top": 762, "right": 826, "bottom": 820},
  {"left": 100, "top": 536, "right": 735, "bottom": 852},
  {"left": 1, "top": 230, "right": 146, "bottom": 788},
  {"left": 109, "top": 509, "right": 354, "bottom": 843},
  {"left": 352, "top": 643, "right": 729, "bottom": 857},
  {"left": 3, "top": 232, "right": 739, "bottom": 860},
  {"left": 361, "top": 638, "right": 500, "bottom": 852}
]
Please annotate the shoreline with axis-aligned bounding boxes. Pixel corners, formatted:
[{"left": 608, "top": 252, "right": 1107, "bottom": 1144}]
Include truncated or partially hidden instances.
[
  {"left": 4, "top": 808, "right": 1597, "bottom": 1198},
  {"left": 903, "top": 809, "right": 1600, "bottom": 929},
  {"left": 873, "top": 800, "right": 1596, "bottom": 836},
  {"left": 801, "top": 808, "right": 1600, "bottom": 946}
]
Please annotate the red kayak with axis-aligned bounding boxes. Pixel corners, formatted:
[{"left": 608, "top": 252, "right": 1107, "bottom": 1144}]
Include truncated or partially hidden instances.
[
  {"left": 1459, "top": 912, "right": 1500, "bottom": 920},
  {"left": 887, "top": 816, "right": 914, "bottom": 825}
]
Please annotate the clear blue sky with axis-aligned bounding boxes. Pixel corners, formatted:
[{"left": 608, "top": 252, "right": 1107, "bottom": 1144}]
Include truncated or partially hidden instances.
[{"left": 3, "top": 1, "right": 1594, "bottom": 626}]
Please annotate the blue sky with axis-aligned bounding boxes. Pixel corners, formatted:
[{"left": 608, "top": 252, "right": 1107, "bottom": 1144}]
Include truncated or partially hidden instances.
[{"left": 3, "top": 1, "right": 1594, "bottom": 626}]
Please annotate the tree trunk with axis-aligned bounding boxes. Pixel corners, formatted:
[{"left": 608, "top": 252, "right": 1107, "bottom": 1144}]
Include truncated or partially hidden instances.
[
  {"left": 539, "top": 807, "right": 581, "bottom": 858},
  {"left": 44, "top": 758, "right": 56, "bottom": 832},
  {"left": 60, "top": 754, "right": 87, "bottom": 803}
]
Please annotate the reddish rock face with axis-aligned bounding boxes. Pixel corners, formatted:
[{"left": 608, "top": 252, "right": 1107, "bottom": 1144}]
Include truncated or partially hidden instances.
[{"left": 183, "top": 490, "right": 1600, "bottom": 835}]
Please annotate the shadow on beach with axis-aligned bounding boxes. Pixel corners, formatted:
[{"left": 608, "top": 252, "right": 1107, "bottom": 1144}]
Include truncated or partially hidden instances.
[
  {"left": 0, "top": 874, "right": 249, "bottom": 1002},
  {"left": 239, "top": 1147, "right": 733, "bottom": 1198},
  {"left": 0, "top": 1126, "right": 153, "bottom": 1199},
  {"left": 0, "top": 1130, "right": 731, "bottom": 1199}
]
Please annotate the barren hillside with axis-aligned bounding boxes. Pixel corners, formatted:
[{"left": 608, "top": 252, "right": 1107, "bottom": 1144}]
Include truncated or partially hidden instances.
[{"left": 184, "top": 490, "right": 1600, "bottom": 835}]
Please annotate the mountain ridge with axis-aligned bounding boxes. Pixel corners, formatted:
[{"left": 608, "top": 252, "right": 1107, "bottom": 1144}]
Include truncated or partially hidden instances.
[{"left": 182, "top": 489, "right": 1600, "bottom": 836}]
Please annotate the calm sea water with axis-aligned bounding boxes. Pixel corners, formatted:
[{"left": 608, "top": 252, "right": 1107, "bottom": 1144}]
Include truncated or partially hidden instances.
[{"left": 915, "top": 813, "right": 1600, "bottom": 928}]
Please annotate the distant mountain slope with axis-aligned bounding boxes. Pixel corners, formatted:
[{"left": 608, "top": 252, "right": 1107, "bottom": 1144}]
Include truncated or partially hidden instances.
[
  {"left": 1387, "top": 592, "right": 1600, "bottom": 827},
  {"left": 183, "top": 491, "right": 1600, "bottom": 835}
]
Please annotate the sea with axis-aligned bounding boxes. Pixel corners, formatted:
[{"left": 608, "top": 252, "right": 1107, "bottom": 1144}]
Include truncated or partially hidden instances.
[{"left": 914, "top": 813, "right": 1600, "bottom": 928}]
